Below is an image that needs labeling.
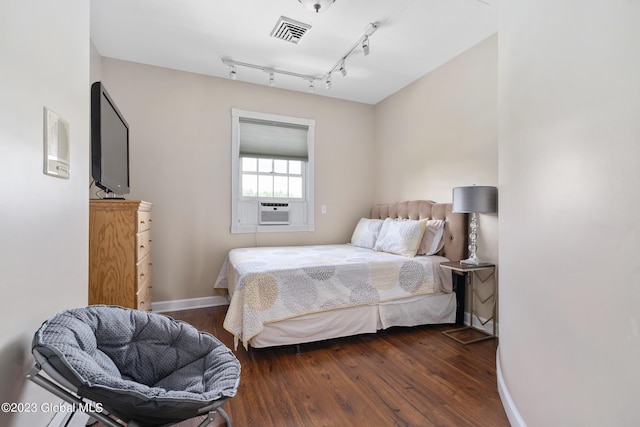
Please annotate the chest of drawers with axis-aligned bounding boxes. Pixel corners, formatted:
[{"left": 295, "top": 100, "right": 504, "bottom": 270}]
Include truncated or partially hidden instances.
[{"left": 89, "top": 200, "right": 153, "bottom": 310}]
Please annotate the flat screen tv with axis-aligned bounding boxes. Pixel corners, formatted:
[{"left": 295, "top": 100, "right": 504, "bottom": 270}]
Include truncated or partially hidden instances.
[{"left": 91, "top": 81, "right": 130, "bottom": 197}]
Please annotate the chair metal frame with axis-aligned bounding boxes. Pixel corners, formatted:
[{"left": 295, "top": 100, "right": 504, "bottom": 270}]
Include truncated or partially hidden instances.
[{"left": 26, "top": 362, "right": 231, "bottom": 427}]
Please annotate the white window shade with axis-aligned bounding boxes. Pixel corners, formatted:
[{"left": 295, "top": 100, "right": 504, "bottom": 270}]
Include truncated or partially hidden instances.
[{"left": 239, "top": 118, "right": 308, "bottom": 161}]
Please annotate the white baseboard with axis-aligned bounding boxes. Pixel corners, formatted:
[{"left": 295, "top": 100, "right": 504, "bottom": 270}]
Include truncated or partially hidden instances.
[
  {"left": 151, "top": 296, "right": 229, "bottom": 313},
  {"left": 497, "top": 346, "right": 527, "bottom": 427}
]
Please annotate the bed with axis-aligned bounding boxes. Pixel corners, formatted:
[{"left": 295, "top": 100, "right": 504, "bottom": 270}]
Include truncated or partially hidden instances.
[{"left": 214, "top": 200, "right": 466, "bottom": 349}]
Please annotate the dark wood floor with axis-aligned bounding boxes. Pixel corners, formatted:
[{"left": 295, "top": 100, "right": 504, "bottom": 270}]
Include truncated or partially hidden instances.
[{"left": 154, "top": 305, "right": 509, "bottom": 427}]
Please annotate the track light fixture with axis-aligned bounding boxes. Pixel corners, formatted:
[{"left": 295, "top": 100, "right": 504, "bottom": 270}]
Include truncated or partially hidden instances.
[
  {"left": 222, "top": 58, "right": 319, "bottom": 88},
  {"left": 221, "top": 21, "right": 379, "bottom": 93},
  {"left": 362, "top": 36, "right": 370, "bottom": 56},
  {"left": 339, "top": 59, "right": 347, "bottom": 77},
  {"left": 325, "top": 22, "right": 378, "bottom": 81}
]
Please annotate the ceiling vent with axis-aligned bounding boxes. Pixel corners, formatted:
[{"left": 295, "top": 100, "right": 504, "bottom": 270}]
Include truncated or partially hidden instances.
[{"left": 270, "top": 16, "right": 311, "bottom": 44}]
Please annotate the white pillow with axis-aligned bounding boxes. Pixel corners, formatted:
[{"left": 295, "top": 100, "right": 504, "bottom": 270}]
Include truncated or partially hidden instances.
[
  {"left": 350, "top": 218, "right": 384, "bottom": 249},
  {"left": 374, "top": 217, "right": 393, "bottom": 249},
  {"left": 417, "top": 219, "right": 446, "bottom": 256},
  {"left": 374, "top": 218, "right": 427, "bottom": 257}
]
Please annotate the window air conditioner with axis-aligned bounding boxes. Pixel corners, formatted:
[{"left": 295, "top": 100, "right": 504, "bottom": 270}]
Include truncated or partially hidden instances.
[{"left": 259, "top": 202, "right": 290, "bottom": 225}]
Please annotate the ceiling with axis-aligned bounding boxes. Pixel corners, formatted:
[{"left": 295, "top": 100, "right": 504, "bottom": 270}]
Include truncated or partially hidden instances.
[{"left": 90, "top": 0, "right": 497, "bottom": 105}]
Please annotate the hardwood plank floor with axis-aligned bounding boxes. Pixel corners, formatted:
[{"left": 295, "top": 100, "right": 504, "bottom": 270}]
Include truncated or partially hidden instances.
[{"left": 154, "top": 305, "right": 509, "bottom": 427}]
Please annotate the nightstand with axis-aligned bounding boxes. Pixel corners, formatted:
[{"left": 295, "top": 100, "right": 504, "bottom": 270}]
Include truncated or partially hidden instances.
[{"left": 440, "top": 261, "right": 496, "bottom": 344}]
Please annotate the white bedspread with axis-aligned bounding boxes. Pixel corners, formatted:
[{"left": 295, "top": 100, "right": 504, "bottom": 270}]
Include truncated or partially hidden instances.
[{"left": 214, "top": 244, "right": 450, "bottom": 349}]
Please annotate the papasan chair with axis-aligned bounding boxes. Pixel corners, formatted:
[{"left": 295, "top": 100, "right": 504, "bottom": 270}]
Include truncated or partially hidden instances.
[{"left": 26, "top": 305, "right": 240, "bottom": 427}]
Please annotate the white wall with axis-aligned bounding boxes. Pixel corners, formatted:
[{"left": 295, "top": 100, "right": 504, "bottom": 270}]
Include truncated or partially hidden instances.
[
  {"left": 0, "top": 1, "right": 90, "bottom": 426},
  {"left": 498, "top": 0, "right": 640, "bottom": 425},
  {"left": 97, "top": 58, "right": 376, "bottom": 303}
]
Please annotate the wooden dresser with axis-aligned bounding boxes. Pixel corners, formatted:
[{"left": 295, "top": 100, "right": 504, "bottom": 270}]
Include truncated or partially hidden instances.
[{"left": 89, "top": 200, "right": 153, "bottom": 311}]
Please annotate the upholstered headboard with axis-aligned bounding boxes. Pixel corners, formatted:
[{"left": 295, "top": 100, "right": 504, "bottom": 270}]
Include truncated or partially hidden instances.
[{"left": 370, "top": 200, "right": 467, "bottom": 262}]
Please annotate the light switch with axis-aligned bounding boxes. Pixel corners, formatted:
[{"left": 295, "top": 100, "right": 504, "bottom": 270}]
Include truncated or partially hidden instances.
[{"left": 321, "top": 205, "right": 327, "bottom": 214}]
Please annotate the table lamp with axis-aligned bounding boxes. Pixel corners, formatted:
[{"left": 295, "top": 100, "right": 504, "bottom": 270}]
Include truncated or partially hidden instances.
[{"left": 452, "top": 186, "right": 497, "bottom": 266}]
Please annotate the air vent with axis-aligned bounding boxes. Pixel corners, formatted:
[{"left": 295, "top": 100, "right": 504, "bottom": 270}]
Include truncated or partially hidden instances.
[{"left": 270, "top": 16, "right": 311, "bottom": 44}]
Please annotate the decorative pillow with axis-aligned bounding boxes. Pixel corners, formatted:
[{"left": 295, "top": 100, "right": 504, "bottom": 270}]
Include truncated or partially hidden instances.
[
  {"left": 417, "top": 219, "right": 446, "bottom": 256},
  {"left": 350, "top": 218, "right": 384, "bottom": 249},
  {"left": 374, "top": 218, "right": 427, "bottom": 257}
]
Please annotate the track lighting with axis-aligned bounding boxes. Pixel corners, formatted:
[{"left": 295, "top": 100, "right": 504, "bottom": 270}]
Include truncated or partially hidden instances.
[
  {"left": 339, "top": 59, "right": 347, "bottom": 77},
  {"left": 222, "top": 58, "right": 319, "bottom": 89},
  {"left": 362, "top": 36, "right": 370, "bottom": 56},
  {"left": 325, "top": 22, "right": 378, "bottom": 82},
  {"left": 325, "top": 74, "right": 332, "bottom": 90},
  {"left": 221, "top": 21, "right": 379, "bottom": 94}
]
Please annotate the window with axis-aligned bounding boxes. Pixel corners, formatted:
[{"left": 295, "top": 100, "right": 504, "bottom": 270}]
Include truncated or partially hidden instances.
[
  {"left": 241, "top": 157, "right": 304, "bottom": 199},
  {"left": 231, "top": 109, "right": 315, "bottom": 233}
]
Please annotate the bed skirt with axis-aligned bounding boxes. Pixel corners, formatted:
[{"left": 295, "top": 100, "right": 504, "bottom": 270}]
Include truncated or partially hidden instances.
[{"left": 249, "top": 292, "right": 456, "bottom": 348}]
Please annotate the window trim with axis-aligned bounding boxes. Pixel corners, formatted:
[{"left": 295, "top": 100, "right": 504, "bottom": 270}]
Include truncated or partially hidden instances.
[{"left": 231, "top": 108, "right": 315, "bottom": 233}]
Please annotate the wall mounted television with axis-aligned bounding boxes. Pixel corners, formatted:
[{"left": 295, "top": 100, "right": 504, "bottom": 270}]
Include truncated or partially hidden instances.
[{"left": 91, "top": 81, "right": 130, "bottom": 197}]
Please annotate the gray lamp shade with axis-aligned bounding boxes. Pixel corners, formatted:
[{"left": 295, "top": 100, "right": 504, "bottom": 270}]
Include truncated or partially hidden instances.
[{"left": 452, "top": 186, "right": 497, "bottom": 213}]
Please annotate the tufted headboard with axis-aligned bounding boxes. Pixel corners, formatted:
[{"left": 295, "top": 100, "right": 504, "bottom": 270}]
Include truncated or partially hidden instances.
[{"left": 370, "top": 200, "right": 467, "bottom": 262}]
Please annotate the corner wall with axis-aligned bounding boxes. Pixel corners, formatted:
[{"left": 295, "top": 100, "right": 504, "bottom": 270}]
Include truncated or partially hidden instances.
[{"left": 0, "top": 1, "right": 90, "bottom": 425}]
